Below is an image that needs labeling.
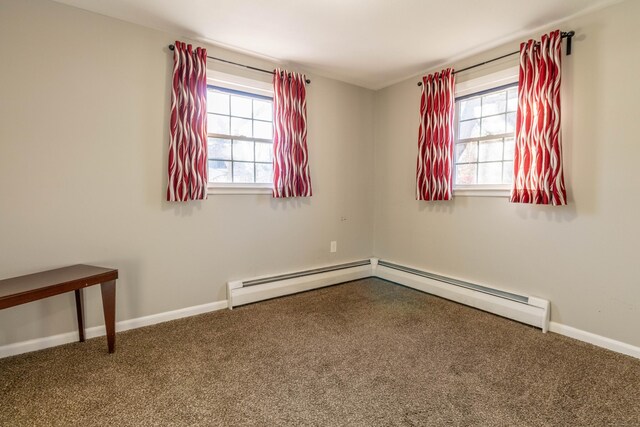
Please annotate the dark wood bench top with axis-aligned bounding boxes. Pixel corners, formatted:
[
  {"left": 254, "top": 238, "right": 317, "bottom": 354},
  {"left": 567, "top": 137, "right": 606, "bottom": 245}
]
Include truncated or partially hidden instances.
[{"left": 0, "top": 265, "right": 118, "bottom": 310}]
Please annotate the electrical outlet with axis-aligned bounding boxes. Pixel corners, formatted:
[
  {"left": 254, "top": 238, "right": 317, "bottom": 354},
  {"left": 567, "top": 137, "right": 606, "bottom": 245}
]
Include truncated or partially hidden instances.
[{"left": 330, "top": 241, "right": 337, "bottom": 253}]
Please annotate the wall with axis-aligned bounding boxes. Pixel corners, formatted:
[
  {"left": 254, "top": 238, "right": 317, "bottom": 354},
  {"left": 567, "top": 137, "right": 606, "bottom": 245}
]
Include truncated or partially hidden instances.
[
  {"left": 373, "top": 0, "right": 640, "bottom": 347},
  {"left": 0, "top": 0, "right": 374, "bottom": 346}
]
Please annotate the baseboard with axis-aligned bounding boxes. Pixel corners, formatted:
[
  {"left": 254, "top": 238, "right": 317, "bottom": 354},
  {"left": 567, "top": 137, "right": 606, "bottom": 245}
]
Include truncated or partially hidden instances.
[
  {"left": 0, "top": 300, "right": 228, "bottom": 359},
  {"left": 549, "top": 321, "right": 640, "bottom": 359},
  {"left": 4, "top": 271, "right": 639, "bottom": 362}
]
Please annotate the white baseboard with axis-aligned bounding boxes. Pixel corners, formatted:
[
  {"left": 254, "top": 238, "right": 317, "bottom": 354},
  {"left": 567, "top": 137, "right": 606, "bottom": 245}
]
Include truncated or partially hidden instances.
[
  {"left": 0, "top": 300, "right": 228, "bottom": 359},
  {"left": 3, "top": 273, "right": 639, "bottom": 362},
  {"left": 549, "top": 321, "right": 640, "bottom": 359}
]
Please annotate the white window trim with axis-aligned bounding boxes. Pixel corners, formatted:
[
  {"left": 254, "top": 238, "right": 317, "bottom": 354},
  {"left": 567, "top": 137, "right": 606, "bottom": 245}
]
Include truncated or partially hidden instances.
[
  {"left": 206, "top": 70, "right": 275, "bottom": 195},
  {"left": 453, "top": 66, "right": 518, "bottom": 198},
  {"left": 207, "top": 183, "right": 272, "bottom": 195},
  {"left": 454, "top": 185, "right": 511, "bottom": 198}
]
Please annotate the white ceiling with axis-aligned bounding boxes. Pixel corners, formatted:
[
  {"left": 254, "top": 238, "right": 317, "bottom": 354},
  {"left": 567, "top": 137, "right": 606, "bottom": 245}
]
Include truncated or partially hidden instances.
[{"left": 53, "top": 0, "right": 616, "bottom": 89}]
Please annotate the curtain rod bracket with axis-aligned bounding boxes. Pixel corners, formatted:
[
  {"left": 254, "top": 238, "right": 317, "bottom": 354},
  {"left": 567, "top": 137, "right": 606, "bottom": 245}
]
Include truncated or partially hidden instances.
[
  {"left": 562, "top": 31, "right": 575, "bottom": 55},
  {"left": 168, "top": 44, "right": 311, "bottom": 84}
]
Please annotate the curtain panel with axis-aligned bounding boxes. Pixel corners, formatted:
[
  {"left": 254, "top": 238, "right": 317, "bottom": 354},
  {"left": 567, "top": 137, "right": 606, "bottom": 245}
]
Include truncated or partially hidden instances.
[
  {"left": 511, "top": 30, "right": 567, "bottom": 205},
  {"left": 416, "top": 68, "right": 455, "bottom": 201},
  {"left": 272, "top": 69, "right": 312, "bottom": 198},
  {"left": 167, "top": 41, "right": 208, "bottom": 201}
]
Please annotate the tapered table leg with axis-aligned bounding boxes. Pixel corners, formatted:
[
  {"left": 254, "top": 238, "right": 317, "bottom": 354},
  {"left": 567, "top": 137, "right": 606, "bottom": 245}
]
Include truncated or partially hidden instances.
[
  {"left": 74, "top": 289, "right": 85, "bottom": 342},
  {"left": 100, "top": 280, "right": 116, "bottom": 353}
]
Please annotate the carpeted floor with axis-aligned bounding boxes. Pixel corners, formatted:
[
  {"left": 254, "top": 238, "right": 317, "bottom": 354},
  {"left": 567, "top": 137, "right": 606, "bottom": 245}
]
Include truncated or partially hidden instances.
[{"left": 1, "top": 278, "right": 639, "bottom": 426}]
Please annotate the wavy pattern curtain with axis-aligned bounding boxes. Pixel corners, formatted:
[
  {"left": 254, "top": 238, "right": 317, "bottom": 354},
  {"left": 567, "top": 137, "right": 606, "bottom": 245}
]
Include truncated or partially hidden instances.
[
  {"left": 511, "top": 30, "right": 567, "bottom": 205},
  {"left": 416, "top": 68, "right": 455, "bottom": 201},
  {"left": 272, "top": 69, "right": 312, "bottom": 198},
  {"left": 167, "top": 41, "right": 208, "bottom": 201}
]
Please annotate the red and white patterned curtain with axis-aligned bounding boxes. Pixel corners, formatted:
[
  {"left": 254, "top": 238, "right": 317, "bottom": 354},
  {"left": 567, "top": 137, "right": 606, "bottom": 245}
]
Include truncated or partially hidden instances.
[
  {"left": 272, "top": 69, "right": 312, "bottom": 198},
  {"left": 511, "top": 30, "right": 567, "bottom": 205},
  {"left": 167, "top": 41, "right": 208, "bottom": 201},
  {"left": 416, "top": 69, "right": 455, "bottom": 201}
]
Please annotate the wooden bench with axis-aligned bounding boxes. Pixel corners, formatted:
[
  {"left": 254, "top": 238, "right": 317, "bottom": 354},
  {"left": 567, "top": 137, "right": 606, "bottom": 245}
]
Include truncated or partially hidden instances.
[{"left": 0, "top": 265, "right": 119, "bottom": 353}]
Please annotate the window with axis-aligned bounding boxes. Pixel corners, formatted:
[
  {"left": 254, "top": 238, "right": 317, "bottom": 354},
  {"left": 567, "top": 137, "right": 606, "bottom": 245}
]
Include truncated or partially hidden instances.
[
  {"left": 206, "top": 86, "right": 274, "bottom": 185},
  {"left": 454, "top": 83, "right": 518, "bottom": 188}
]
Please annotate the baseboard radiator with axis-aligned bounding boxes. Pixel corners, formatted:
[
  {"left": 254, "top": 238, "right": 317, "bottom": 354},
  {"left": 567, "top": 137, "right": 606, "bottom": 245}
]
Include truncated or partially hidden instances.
[
  {"left": 227, "top": 260, "right": 373, "bottom": 309},
  {"left": 373, "top": 259, "right": 550, "bottom": 332},
  {"left": 227, "top": 257, "right": 550, "bottom": 332}
]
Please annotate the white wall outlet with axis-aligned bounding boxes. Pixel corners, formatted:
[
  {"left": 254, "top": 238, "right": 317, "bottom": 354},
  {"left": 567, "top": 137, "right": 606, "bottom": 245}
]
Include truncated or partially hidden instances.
[{"left": 330, "top": 241, "right": 337, "bottom": 253}]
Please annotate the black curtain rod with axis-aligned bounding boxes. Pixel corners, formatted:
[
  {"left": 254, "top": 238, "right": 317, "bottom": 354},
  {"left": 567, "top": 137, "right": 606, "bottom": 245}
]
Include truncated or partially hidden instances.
[
  {"left": 417, "top": 31, "right": 575, "bottom": 86},
  {"left": 168, "top": 44, "right": 311, "bottom": 84}
]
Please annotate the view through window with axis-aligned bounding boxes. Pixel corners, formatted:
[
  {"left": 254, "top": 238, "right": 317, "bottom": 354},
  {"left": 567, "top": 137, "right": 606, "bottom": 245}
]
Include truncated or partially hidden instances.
[{"left": 206, "top": 86, "right": 274, "bottom": 184}]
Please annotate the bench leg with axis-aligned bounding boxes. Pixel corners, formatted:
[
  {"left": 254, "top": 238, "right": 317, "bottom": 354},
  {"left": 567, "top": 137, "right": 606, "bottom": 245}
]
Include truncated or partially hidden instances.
[
  {"left": 74, "top": 289, "right": 85, "bottom": 342},
  {"left": 100, "top": 280, "right": 116, "bottom": 353}
]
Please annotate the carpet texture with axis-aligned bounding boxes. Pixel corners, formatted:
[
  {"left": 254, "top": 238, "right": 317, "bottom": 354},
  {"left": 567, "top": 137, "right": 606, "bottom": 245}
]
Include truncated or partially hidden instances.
[{"left": 1, "top": 278, "right": 639, "bottom": 426}]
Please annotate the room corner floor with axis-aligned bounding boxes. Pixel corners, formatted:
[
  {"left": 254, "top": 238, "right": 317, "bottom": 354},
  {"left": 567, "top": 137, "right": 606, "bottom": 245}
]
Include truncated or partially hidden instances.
[{"left": 1, "top": 278, "right": 639, "bottom": 426}]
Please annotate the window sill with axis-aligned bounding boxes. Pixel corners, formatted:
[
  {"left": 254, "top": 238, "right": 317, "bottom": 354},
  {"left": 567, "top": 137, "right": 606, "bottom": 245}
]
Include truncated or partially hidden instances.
[
  {"left": 454, "top": 185, "right": 511, "bottom": 198},
  {"left": 207, "top": 184, "right": 272, "bottom": 195}
]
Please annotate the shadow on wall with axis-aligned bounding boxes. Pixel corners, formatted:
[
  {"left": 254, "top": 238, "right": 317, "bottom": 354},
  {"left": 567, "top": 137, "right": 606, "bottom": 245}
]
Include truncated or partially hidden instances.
[
  {"left": 560, "top": 30, "right": 600, "bottom": 216},
  {"left": 418, "top": 200, "right": 455, "bottom": 214},
  {"left": 268, "top": 197, "right": 312, "bottom": 211}
]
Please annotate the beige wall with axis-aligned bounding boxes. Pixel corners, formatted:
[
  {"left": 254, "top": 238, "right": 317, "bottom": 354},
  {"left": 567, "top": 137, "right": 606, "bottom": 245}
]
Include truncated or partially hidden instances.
[
  {"left": 0, "top": 0, "right": 374, "bottom": 345},
  {"left": 373, "top": 0, "right": 640, "bottom": 347}
]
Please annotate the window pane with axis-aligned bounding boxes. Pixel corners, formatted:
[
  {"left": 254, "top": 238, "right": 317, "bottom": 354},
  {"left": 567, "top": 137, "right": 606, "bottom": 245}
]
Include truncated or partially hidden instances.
[
  {"left": 503, "top": 161, "right": 514, "bottom": 184},
  {"left": 482, "top": 91, "right": 507, "bottom": 115},
  {"left": 506, "top": 112, "right": 516, "bottom": 133},
  {"left": 208, "top": 138, "right": 231, "bottom": 160},
  {"left": 254, "top": 120, "right": 273, "bottom": 140},
  {"left": 459, "top": 98, "right": 481, "bottom": 120},
  {"left": 504, "top": 137, "right": 515, "bottom": 160},
  {"left": 478, "top": 162, "right": 503, "bottom": 184},
  {"left": 230, "top": 96, "right": 252, "bottom": 118},
  {"left": 208, "top": 91, "right": 229, "bottom": 114},
  {"left": 209, "top": 160, "right": 231, "bottom": 183},
  {"left": 481, "top": 114, "right": 506, "bottom": 136},
  {"left": 233, "top": 140, "right": 254, "bottom": 162},
  {"left": 253, "top": 99, "right": 272, "bottom": 121},
  {"left": 456, "top": 164, "right": 477, "bottom": 185},
  {"left": 456, "top": 142, "right": 478, "bottom": 163},
  {"left": 255, "top": 142, "right": 273, "bottom": 162},
  {"left": 208, "top": 114, "right": 230, "bottom": 135},
  {"left": 256, "top": 163, "right": 273, "bottom": 183},
  {"left": 507, "top": 88, "right": 518, "bottom": 112},
  {"left": 233, "top": 162, "right": 254, "bottom": 183},
  {"left": 478, "top": 139, "right": 503, "bottom": 162},
  {"left": 459, "top": 119, "right": 480, "bottom": 139},
  {"left": 230, "top": 117, "right": 252, "bottom": 137}
]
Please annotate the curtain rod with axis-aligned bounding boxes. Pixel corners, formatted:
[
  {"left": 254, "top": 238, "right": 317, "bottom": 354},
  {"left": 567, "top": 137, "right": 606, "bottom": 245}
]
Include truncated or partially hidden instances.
[
  {"left": 168, "top": 45, "right": 311, "bottom": 84},
  {"left": 416, "top": 31, "right": 575, "bottom": 86}
]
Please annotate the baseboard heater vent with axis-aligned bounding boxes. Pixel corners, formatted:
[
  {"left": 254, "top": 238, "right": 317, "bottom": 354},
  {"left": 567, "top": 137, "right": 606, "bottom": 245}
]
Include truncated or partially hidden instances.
[
  {"left": 227, "top": 257, "right": 550, "bottom": 332},
  {"left": 227, "top": 259, "right": 372, "bottom": 308},
  {"left": 374, "top": 259, "right": 550, "bottom": 332}
]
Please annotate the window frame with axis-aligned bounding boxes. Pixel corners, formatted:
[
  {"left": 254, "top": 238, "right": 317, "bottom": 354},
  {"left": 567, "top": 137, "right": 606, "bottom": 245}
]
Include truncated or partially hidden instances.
[
  {"left": 206, "top": 71, "right": 274, "bottom": 195},
  {"left": 452, "top": 66, "right": 519, "bottom": 198}
]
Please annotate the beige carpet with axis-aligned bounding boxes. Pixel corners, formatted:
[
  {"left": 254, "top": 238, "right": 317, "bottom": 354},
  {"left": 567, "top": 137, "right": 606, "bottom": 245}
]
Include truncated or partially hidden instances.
[{"left": 1, "top": 278, "right": 639, "bottom": 426}]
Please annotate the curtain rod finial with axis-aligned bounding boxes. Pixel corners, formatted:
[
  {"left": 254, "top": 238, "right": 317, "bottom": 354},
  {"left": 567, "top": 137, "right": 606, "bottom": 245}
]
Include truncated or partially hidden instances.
[{"left": 168, "top": 44, "right": 175, "bottom": 51}]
